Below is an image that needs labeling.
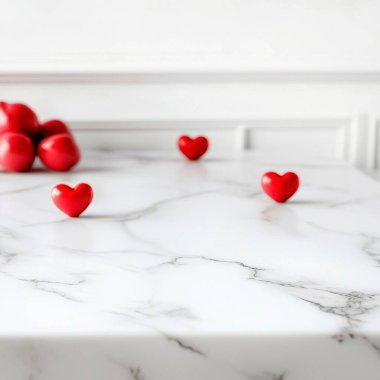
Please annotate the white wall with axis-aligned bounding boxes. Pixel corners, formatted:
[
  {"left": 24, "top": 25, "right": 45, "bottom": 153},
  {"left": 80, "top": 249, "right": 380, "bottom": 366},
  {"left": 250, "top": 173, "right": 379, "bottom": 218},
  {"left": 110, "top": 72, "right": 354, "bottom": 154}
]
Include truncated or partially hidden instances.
[
  {"left": 1, "top": 1, "right": 380, "bottom": 169},
  {"left": 1, "top": 0, "right": 380, "bottom": 72}
]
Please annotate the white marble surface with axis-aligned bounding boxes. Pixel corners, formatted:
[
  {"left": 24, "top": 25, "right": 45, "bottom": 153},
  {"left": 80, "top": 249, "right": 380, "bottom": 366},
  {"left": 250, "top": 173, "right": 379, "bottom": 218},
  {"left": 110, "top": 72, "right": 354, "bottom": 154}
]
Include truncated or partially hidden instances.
[{"left": 0, "top": 149, "right": 380, "bottom": 380}]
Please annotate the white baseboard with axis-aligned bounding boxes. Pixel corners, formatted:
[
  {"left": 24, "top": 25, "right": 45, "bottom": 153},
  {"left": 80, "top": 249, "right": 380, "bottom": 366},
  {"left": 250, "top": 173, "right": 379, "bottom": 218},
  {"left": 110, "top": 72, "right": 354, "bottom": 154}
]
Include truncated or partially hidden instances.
[{"left": 71, "top": 117, "right": 373, "bottom": 169}]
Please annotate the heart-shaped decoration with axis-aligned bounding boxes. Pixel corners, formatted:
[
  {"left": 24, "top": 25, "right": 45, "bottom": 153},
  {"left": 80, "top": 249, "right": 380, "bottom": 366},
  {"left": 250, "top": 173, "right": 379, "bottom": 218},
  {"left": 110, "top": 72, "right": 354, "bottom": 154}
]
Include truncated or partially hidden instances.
[
  {"left": 51, "top": 183, "right": 93, "bottom": 217},
  {"left": 0, "top": 101, "right": 39, "bottom": 137},
  {"left": 0, "top": 132, "right": 35, "bottom": 172},
  {"left": 261, "top": 172, "right": 299, "bottom": 203},
  {"left": 178, "top": 135, "right": 208, "bottom": 160},
  {"left": 38, "top": 133, "right": 80, "bottom": 172},
  {"left": 38, "top": 119, "right": 71, "bottom": 140}
]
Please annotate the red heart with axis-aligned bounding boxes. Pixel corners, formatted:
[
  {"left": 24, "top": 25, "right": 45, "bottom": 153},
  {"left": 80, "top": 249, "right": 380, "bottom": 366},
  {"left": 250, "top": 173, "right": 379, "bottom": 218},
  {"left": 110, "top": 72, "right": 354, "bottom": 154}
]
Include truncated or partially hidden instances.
[
  {"left": 51, "top": 183, "right": 93, "bottom": 217},
  {"left": 38, "top": 133, "right": 80, "bottom": 171},
  {"left": 0, "top": 132, "right": 35, "bottom": 172},
  {"left": 261, "top": 172, "right": 299, "bottom": 203},
  {"left": 178, "top": 135, "right": 208, "bottom": 160},
  {"left": 38, "top": 119, "right": 71, "bottom": 140},
  {"left": 0, "top": 102, "right": 39, "bottom": 137}
]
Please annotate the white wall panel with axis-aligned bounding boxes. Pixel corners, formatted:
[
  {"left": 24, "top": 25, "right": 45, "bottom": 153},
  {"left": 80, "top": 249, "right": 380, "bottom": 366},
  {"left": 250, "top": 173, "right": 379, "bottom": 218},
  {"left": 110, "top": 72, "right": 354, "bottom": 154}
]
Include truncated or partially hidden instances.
[{"left": 0, "top": 75, "right": 378, "bottom": 168}]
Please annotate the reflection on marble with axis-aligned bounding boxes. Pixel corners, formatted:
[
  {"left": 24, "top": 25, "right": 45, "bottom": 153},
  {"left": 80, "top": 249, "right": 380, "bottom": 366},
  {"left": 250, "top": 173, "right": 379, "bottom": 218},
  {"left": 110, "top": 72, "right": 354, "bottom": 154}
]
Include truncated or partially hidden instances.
[{"left": 0, "top": 149, "right": 380, "bottom": 379}]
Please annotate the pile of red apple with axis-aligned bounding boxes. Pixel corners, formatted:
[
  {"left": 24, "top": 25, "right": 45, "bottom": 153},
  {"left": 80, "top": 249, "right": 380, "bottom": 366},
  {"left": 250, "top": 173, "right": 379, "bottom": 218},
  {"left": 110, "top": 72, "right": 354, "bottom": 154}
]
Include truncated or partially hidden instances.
[{"left": 0, "top": 102, "right": 80, "bottom": 172}]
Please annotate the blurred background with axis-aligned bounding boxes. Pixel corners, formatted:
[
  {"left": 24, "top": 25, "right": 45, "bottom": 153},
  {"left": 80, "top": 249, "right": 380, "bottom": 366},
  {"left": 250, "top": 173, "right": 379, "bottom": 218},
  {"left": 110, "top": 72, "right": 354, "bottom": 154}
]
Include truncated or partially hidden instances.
[{"left": 1, "top": 0, "right": 380, "bottom": 169}]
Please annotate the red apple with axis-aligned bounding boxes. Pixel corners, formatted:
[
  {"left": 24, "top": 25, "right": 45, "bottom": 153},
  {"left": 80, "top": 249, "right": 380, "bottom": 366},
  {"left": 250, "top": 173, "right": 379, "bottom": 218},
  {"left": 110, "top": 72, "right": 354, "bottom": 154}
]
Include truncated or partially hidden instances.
[
  {"left": 0, "top": 132, "right": 35, "bottom": 172},
  {"left": 38, "top": 119, "right": 71, "bottom": 140},
  {"left": 38, "top": 133, "right": 80, "bottom": 171},
  {"left": 0, "top": 102, "right": 39, "bottom": 137}
]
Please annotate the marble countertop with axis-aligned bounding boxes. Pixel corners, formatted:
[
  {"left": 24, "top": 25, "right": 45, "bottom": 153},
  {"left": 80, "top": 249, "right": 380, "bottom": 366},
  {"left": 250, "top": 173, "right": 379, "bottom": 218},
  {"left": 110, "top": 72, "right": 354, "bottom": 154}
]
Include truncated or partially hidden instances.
[{"left": 1, "top": 149, "right": 380, "bottom": 380}]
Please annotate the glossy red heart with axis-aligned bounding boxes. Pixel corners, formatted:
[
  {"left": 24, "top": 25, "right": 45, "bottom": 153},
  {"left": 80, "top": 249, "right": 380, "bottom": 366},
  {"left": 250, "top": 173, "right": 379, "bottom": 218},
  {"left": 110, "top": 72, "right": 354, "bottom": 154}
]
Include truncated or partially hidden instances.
[
  {"left": 38, "top": 133, "right": 80, "bottom": 171},
  {"left": 178, "top": 135, "right": 208, "bottom": 160},
  {"left": 38, "top": 119, "right": 71, "bottom": 140},
  {"left": 261, "top": 172, "right": 299, "bottom": 203},
  {"left": 0, "top": 132, "right": 35, "bottom": 172},
  {"left": 51, "top": 183, "right": 93, "bottom": 217},
  {"left": 0, "top": 102, "right": 39, "bottom": 137}
]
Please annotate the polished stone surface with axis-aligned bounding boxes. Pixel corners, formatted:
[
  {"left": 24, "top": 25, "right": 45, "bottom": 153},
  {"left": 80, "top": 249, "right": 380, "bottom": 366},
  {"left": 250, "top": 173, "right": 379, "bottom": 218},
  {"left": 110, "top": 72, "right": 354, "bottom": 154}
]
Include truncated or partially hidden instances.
[{"left": 0, "top": 149, "right": 380, "bottom": 380}]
